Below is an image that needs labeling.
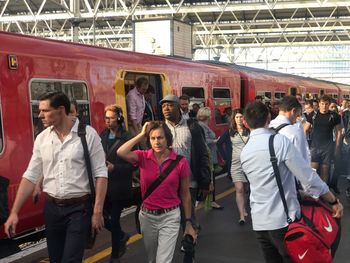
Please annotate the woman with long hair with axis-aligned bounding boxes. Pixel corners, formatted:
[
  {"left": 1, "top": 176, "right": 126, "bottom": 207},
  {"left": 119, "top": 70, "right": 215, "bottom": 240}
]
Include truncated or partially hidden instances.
[
  {"left": 117, "top": 121, "right": 196, "bottom": 263},
  {"left": 230, "top": 108, "right": 250, "bottom": 225}
]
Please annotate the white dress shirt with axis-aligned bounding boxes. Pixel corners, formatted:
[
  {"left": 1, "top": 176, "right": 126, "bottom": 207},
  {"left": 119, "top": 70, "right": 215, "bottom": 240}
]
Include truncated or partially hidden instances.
[
  {"left": 241, "top": 128, "right": 329, "bottom": 231},
  {"left": 270, "top": 115, "right": 310, "bottom": 162},
  {"left": 23, "top": 119, "right": 107, "bottom": 199}
]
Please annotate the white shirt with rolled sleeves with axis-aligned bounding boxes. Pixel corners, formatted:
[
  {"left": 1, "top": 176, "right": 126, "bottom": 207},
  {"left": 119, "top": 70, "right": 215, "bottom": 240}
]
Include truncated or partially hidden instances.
[
  {"left": 23, "top": 119, "right": 108, "bottom": 199},
  {"left": 240, "top": 128, "right": 329, "bottom": 231},
  {"left": 269, "top": 115, "right": 311, "bottom": 163}
]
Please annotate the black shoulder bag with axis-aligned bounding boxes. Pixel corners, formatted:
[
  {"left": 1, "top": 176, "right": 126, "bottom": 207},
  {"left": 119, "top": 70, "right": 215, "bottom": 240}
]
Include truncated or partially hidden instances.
[{"left": 77, "top": 122, "right": 97, "bottom": 249}]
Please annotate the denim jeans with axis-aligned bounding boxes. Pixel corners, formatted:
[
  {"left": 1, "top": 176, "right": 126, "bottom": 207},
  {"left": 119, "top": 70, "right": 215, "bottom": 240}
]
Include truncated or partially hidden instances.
[
  {"left": 109, "top": 201, "right": 125, "bottom": 258},
  {"left": 139, "top": 207, "right": 181, "bottom": 263},
  {"left": 44, "top": 198, "right": 92, "bottom": 263}
]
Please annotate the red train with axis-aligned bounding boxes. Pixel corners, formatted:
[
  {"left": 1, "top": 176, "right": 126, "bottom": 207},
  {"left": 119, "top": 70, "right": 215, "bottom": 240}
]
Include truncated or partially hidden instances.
[{"left": 0, "top": 31, "right": 349, "bottom": 241}]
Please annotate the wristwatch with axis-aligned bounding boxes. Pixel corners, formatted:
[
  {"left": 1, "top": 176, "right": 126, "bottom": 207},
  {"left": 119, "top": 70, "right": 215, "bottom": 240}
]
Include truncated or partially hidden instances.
[{"left": 328, "top": 198, "right": 339, "bottom": 206}]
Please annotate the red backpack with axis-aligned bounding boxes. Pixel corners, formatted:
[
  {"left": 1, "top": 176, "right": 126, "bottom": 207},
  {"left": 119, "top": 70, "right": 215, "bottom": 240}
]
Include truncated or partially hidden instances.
[
  {"left": 284, "top": 199, "right": 341, "bottom": 263},
  {"left": 269, "top": 135, "right": 341, "bottom": 263}
]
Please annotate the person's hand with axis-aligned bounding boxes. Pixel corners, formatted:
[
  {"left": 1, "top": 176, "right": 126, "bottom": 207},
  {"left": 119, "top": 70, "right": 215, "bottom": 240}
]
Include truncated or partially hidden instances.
[
  {"left": 141, "top": 122, "right": 151, "bottom": 137},
  {"left": 184, "top": 222, "right": 197, "bottom": 243},
  {"left": 106, "top": 161, "right": 114, "bottom": 173},
  {"left": 91, "top": 212, "right": 104, "bottom": 234},
  {"left": 32, "top": 183, "right": 42, "bottom": 204},
  {"left": 209, "top": 182, "right": 214, "bottom": 192},
  {"left": 331, "top": 201, "right": 344, "bottom": 218},
  {"left": 4, "top": 213, "right": 18, "bottom": 238}
]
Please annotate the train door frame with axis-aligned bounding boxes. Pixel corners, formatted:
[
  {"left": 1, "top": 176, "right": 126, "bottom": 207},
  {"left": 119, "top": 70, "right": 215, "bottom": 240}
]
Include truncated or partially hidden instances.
[
  {"left": 239, "top": 77, "right": 247, "bottom": 108},
  {"left": 28, "top": 78, "right": 91, "bottom": 140},
  {"left": 116, "top": 71, "right": 171, "bottom": 128}
]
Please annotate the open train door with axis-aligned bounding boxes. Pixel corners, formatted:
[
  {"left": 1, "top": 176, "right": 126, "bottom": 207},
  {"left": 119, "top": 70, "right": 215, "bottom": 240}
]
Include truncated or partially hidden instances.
[
  {"left": 115, "top": 70, "right": 171, "bottom": 128},
  {"left": 239, "top": 72, "right": 252, "bottom": 108}
]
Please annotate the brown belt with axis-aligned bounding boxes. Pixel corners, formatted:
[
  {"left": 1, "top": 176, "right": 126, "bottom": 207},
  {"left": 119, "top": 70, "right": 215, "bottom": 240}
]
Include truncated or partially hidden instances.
[
  {"left": 46, "top": 194, "right": 90, "bottom": 206},
  {"left": 141, "top": 205, "right": 179, "bottom": 216}
]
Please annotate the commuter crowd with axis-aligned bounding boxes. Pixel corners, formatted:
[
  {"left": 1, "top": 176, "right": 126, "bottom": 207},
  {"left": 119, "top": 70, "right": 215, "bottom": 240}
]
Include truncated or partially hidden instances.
[{"left": 3, "top": 79, "right": 347, "bottom": 263}]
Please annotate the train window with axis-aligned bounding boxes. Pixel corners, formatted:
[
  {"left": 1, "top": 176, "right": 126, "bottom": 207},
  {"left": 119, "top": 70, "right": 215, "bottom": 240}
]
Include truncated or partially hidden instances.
[
  {"left": 30, "top": 79, "right": 90, "bottom": 138},
  {"left": 343, "top": 95, "right": 350, "bottom": 99},
  {"left": 182, "top": 87, "right": 205, "bottom": 107},
  {"left": 274, "top": 92, "right": 285, "bottom": 101},
  {"left": 213, "top": 88, "right": 231, "bottom": 124},
  {"left": 256, "top": 91, "right": 272, "bottom": 103}
]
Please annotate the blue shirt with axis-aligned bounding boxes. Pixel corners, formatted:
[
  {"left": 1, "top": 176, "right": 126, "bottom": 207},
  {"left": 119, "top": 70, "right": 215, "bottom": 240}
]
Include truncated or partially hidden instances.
[
  {"left": 240, "top": 128, "right": 329, "bottom": 231},
  {"left": 269, "top": 115, "right": 310, "bottom": 162}
]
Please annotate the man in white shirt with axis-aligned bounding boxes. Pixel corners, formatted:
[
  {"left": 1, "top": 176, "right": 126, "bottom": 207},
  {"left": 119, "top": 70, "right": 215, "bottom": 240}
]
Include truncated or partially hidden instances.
[
  {"left": 269, "top": 96, "right": 310, "bottom": 162},
  {"left": 179, "top": 94, "right": 191, "bottom": 120},
  {"left": 4, "top": 92, "right": 108, "bottom": 263},
  {"left": 241, "top": 101, "right": 343, "bottom": 263}
]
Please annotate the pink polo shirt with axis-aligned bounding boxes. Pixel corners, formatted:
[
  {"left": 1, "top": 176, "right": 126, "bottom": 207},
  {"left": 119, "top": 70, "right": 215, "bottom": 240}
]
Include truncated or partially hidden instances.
[{"left": 134, "top": 149, "right": 190, "bottom": 210}]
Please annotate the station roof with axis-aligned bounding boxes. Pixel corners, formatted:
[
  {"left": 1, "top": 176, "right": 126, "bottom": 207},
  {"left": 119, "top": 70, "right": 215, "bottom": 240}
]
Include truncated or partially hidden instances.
[{"left": 1, "top": 0, "right": 350, "bottom": 49}]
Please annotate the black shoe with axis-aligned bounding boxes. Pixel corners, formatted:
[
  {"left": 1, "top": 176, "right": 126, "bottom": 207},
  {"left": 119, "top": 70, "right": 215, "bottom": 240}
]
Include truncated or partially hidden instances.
[
  {"left": 109, "top": 257, "right": 121, "bottom": 263},
  {"left": 239, "top": 219, "right": 245, "bottom": 226},
  {"left": 118, "top": 232, "right": 130, "bottom": 258}
]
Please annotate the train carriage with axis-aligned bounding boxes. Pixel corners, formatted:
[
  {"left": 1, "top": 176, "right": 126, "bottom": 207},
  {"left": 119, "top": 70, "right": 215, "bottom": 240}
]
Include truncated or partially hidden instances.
[{"left": 0, "top": 32, "right": 241, "bottom": 239}]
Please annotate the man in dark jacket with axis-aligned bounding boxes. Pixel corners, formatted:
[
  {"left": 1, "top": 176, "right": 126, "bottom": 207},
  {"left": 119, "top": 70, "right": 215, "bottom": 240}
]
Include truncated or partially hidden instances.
[
  {"left": 100, "top": 104, "right": 134, "bottom": 263},
  {"left": 161, "top": 95, "right": 211, "bottom": 231}
]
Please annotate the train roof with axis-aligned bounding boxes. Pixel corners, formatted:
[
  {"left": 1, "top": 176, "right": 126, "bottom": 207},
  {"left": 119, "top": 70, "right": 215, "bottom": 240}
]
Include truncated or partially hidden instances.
[
  {"left": 0, "top": 31, "right": 238, "bottom": 76},
  {"left": 200, "top": 60, "right": 350, "bottom": 89}
]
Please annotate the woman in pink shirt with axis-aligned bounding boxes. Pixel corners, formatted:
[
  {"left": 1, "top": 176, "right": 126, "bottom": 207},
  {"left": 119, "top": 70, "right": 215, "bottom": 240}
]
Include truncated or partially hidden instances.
[{"left": 118, "top": 121, "right": 196, "bottom": 263}]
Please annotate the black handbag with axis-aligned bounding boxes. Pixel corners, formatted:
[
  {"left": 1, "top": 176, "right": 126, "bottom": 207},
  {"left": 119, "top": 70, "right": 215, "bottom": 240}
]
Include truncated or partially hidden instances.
[{"left": 78, "top": 122, "right": 97, "bottom": 249}]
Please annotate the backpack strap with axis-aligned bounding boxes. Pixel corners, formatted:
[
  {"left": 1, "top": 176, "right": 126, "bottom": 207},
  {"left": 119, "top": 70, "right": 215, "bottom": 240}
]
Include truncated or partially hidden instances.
[
  {"left": 273, "top": 123, "right": 290, "bottom": 133},
  {"left": 142, "top": 155, "right": 183, "bottom": 201},
  {"left": 268, "top": 134, "right": 293, "bottom": 224},
  {"left": 77, "top": 122, "right": 96, "bottom": 202}
]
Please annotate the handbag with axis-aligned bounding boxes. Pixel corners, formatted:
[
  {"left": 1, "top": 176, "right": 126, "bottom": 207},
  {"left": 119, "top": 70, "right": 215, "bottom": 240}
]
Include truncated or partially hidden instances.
[
  {"left": 78, "top": 122, "right": 97, "bottom": 249},
  {"left": 269, "top": 134, "right": 341, "bottom": 263}
]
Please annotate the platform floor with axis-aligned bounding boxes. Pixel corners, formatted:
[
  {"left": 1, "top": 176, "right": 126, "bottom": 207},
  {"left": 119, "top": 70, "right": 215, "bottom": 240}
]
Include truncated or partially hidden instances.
[{"left": 7, "top": 175, "right": 350, "bottom": 263}]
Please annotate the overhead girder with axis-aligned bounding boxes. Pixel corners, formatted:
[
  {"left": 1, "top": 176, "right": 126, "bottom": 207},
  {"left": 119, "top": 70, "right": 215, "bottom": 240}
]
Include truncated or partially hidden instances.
[{"left": 0, "top": 0, "right": 350, "bottom": 49}]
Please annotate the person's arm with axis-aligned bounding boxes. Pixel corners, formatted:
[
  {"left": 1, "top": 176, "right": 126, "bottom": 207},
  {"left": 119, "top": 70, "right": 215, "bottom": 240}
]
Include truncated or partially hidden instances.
[
  {"left": 179, "top": 163, "right": 197, "bottom": 241},
  {"left": 91, "top": 177, "right": 108, "bottom": 233},
  {"left": 131, "top": 119, "right": 140, "bottom": 133},
  {"left": 282, "top": 136, "right": 343, "bottom": 218},
  {"left": 117, "top": 122, "right": 149, "bottom": 163},
  {"left": 32, "top": 175, "right": 43, "bottom": 203},
  {"left": 192, "top": 123, "right": 211, "bottom": 190},
  {"left": 334, "top": 124, "right": 342, "bottom": 154},
  {"left": 126, "top": 92, "right": 140, "bottom": 132},
  {"left": 4, "top": 178, "right": 36, "bottom": 237},
  {"left": 303, "top": 121, "right": 311, "bottom": 136}
]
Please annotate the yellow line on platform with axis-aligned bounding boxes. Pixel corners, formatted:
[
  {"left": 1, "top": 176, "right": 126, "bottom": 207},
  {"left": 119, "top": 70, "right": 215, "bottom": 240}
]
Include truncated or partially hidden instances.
[{"left": 84, "top": 187, "right": 235, "bottom": 263}]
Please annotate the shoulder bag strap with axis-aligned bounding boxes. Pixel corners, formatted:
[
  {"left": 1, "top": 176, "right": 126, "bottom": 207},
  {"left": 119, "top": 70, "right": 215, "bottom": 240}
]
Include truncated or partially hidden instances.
[
  {"left": 268, "top": 134, "right": 292, "bottom": 224},
  {"left": 78, "top": 122, "right": 96, "bottom": 202},
  {"left": 143, "top": 155, "right": 183, "bottom": 201},
  {"left": 106, "top": 138, "right": 121, "bottom": 160},
  {"left": 274, "top": 123, "right": 290, "bottom": 133}
]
